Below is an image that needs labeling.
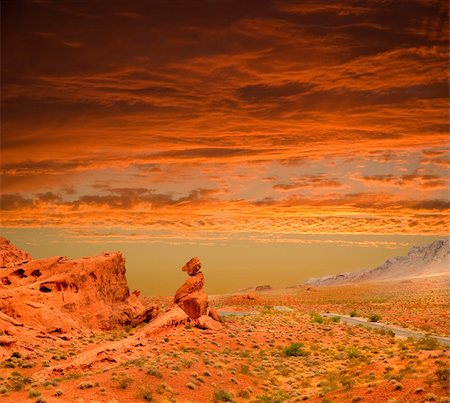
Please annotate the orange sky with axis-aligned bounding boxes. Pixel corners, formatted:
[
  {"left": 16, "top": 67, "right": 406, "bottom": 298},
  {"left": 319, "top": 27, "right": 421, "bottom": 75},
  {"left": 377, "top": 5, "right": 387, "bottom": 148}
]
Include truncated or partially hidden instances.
[{"left": 1, "top": 0, "right": 449, "bottom": 294}]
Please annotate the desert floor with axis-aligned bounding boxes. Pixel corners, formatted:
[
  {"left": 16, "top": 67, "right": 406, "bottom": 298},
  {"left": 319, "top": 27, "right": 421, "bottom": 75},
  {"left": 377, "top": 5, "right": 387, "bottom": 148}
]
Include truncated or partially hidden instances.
[{"left": 1, "top": 275, "right": 449, "bottom": 403}]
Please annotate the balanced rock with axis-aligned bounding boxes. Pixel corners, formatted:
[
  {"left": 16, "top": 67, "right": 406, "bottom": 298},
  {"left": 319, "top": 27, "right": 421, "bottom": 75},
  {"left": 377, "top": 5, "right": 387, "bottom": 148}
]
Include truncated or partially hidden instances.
[
  {"left": 181, "top": 257, "right": 202, "bottom": 276},
  {"left": 174, "top": 257, "right": 221, "bottom": 329},
  {"left": 174, "top": 272, "right": 208, "bottom": 319}
]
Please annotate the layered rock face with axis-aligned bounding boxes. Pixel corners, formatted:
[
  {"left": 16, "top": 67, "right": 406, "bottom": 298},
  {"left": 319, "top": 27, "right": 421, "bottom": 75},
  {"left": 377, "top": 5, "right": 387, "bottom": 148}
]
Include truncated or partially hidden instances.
[
  {"left": 174, "top": 257, "right": 221, "bottom": 330},
  {"left": 0, "top": 237, "right": 32, "bottom": 266},
  {"left": 0, "top": 239, "right": 158, "bottom": 337}
]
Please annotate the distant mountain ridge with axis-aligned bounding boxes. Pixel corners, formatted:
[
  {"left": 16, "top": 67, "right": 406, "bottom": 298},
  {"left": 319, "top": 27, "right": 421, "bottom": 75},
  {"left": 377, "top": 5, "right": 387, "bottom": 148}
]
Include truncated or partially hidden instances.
[{"left": 304, "top": 239, "right": 449, "bottom": 287}]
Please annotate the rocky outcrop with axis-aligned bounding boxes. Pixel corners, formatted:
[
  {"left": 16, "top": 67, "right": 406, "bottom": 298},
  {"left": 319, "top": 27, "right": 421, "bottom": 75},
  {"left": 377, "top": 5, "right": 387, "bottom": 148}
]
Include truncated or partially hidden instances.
[
  {"left": 174, "top": 257, "right": 221, "bottom": 330},
  {"left": 0, "top": 241, "right": 159, "bottom": 339},
  {"left": 305, "top": 239, "right": 450, "bottom": 287},
  {"left": 0, "top": 237, "right": 32, "bottom": 266}
]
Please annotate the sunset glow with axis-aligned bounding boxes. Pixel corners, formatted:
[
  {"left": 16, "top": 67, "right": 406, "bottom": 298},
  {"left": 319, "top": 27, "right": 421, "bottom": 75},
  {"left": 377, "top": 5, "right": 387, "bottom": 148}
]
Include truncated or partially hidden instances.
[{"left": 1, "top": 0, "right": 449, "bottom": 294}]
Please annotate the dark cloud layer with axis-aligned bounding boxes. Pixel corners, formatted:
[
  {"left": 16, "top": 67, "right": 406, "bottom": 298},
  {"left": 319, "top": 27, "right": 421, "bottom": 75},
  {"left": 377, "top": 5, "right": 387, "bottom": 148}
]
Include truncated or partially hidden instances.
[{"left": 1, "top": 0, "right": 449, "bottom": 237}]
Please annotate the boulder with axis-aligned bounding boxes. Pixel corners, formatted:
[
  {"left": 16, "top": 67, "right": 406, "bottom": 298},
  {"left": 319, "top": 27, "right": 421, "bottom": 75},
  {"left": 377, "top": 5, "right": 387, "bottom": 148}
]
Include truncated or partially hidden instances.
[
  {"left": 181, "top": 257, "right": 202, "bottom": 276},
  {"left": 208, "top": 307, "right": 221, "bottom": 322},
  {"left": 197, "top": 315, "right": 222, "bottom": 331},
  {"left": 174, "top": 272, "right": 208, "bottom": 319}
]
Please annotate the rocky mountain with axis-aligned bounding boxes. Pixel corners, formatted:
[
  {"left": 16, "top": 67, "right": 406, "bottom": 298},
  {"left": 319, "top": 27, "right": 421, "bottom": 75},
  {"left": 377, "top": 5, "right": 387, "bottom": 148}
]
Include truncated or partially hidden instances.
[{"left": 305, "top": 239, "right": 449, "bottom": 287}]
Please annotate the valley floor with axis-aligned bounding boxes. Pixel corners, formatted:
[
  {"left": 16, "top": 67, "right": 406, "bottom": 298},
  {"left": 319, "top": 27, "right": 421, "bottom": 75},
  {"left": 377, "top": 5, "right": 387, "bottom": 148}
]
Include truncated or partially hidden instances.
[{"left": 1, "top": 275, "right": 449, "bottom": 403}]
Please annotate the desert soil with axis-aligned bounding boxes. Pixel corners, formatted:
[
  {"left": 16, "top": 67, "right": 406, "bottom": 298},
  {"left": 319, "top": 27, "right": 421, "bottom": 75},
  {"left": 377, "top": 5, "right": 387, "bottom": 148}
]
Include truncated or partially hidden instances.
[{"left": 1, "top": 275, "right": 449, "bottom": 403}]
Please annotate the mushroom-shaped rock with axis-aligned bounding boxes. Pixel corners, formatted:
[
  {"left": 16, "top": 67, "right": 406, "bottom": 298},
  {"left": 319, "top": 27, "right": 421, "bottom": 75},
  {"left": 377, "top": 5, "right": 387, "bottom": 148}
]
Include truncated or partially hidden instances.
[{"left": 181, "top": 257, "right": 202, "bottom": 276}]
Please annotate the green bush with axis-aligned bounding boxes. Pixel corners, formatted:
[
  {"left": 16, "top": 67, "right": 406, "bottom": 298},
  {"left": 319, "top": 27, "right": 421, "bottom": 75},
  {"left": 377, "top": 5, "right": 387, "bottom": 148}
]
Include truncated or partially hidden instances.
[
  {"left": 347, "top": 347, "right": 362, "bottom": 359},
  {"left": 350, "top": 311, "right": 357, "bottom": 317},
  {"left": 283, "top": 342, "right": 309, "bottom": 357},
  {"left": 368, "top": 314, "right": 381, "bottom": 322},
  {"left": 213, "top": 389, "right": 235, "bottom": 402},
  {"left": 311, "top": 314, "right": 324, "bottom": 324},
  {"left": 331, "top": 316, "right": 341, "bottom": 323}
]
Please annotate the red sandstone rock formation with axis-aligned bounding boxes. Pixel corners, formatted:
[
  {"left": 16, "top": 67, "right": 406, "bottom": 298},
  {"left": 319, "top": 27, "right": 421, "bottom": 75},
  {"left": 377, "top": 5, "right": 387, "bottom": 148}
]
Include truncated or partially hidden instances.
[
  {"left": 174, "top": 257, "right": 221, "bottom": 330},
  {"left": 0, "top": 237, "right": 32, "bottom": 266},
  {"left": 0, "top": 239, "right": 158, "bottom": 358}
]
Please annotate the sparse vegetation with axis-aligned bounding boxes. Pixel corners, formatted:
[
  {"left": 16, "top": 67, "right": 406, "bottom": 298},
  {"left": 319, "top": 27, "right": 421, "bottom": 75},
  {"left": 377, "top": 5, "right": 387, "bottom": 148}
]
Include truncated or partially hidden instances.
[
  {"left": 137, "top": 385, "right": 153, "bottom": 401},
  {"left": 213, "top": 389, "right": 235, "bottom": 402},
  {"left": 415, "top": 336, "right": 439, "bottom": 351},
  {"left": 369, "top": 314, "right": 381, "bottom": 322},
  {"left": 283, "top": 342, "right": 308, "bottom": 357}
]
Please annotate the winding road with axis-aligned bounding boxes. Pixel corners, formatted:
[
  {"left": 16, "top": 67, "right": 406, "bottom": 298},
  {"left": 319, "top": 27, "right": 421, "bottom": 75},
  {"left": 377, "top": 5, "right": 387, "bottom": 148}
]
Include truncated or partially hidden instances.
[{"left": 322, "top": 313, "right": 450, "bottom": 347}]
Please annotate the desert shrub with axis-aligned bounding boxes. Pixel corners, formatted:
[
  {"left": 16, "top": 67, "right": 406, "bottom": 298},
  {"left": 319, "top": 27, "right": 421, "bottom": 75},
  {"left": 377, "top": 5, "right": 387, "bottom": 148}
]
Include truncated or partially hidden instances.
[
  {"left": 182, "top": 359, "right": 193, "bottom": 368},
  {"left": 78, "top": 381, "right": 94, "bottom": 390},
  {"left": 341, "top": 375, "right": 355, "bottom": 390},
  {"left": 11, "top": 352, "right": 21, "bottom": 359},
  {"left": 283, "top": 342, "right": 308, "bottom": 357},
  {"left": 8, "top": 371, "right": 31, "bottom": 391},
  {"left": 118, "top": 376, "right": 133, "bottom": 389},
  {"left": 350, "top": 311, "right": 357, "bottom": 317},
  {"left": 41, "top": 379, "right": 58, "bottom": 387},
  {"left": 331, "top": 316, "right": 341, "bottom": 323},
  {"left": 28, "top": 388, "right": 41, "bottom": 398},
  {"left": 54, "top": 389, "right": 63, "bottom": 396},
  {"left": 347, "top": 347, "right": 362, "bottom": 359},
  {"left": 137, "top": 385, "right": 153, "bottom": 401},
  {"left": 19, "top": 360, "right": 35, "bottom": 368},
  {"left": 123, "top": 358, "right": 147, "bottom": 368},
  {"left": 239, "top": 364, "right": 250, "bottom": 374},
  {"left": 255, "top": 390, "right": 289, "bottom": 402},
  {"left": 435, "top": 367, "right": 449, "bottom": 386},
  {"left": 311, "top": 314, "right": 324, "bottom": 323},
  {"left": 62, "top": 372, "right": 82, "bottom": 380},
  {"left": 368, "top": 314, "right": 381, "bottom": 322},
  {"left": 213, "top": 389, "right": 236, "bottom": 402},
  {"left": 237, "top": 389, "right": 251, "bottom": 398},
  {"left": 318, "top": 372, "right": 339, "bottom": 393},
  {"left": 147, "top": 367, "right": 162, "bottom": 378},
  {"left": 415, "top": 337, "right": 439, "bottom": 351}
]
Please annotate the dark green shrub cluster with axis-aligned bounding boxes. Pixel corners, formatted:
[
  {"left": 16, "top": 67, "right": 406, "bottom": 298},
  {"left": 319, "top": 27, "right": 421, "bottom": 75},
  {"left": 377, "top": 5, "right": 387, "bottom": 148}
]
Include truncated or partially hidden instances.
[
  {"left": 283, "top": 342, "right": 309, "bottom": 357},
  {"left": 368, "top": 314, "right": 381, "bottom": 322}
]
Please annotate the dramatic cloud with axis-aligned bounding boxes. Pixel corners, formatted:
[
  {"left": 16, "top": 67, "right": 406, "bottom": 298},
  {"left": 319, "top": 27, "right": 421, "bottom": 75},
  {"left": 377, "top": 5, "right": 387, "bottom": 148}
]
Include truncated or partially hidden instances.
[{"left": 1, "top": 0, "right": 449, "bottom": 242}]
